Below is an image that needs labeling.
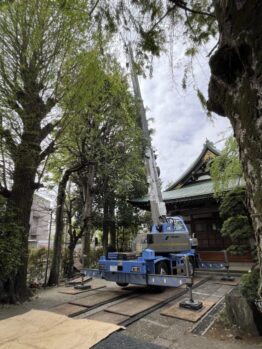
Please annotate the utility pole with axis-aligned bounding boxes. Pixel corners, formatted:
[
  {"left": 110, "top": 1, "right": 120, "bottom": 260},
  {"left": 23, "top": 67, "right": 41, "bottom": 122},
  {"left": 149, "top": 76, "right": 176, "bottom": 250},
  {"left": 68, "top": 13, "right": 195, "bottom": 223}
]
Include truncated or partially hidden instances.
[
  {"left": 44, "top": 208, "right": 53, "bottom": 287},
  {"left": 127, "top": 43, "right": 166, "bottom": 225}
]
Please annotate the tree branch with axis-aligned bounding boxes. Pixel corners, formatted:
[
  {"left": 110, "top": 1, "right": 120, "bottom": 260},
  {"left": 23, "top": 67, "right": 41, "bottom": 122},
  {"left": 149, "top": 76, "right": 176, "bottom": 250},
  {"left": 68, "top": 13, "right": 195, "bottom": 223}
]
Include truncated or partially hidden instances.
[
  {"left": 39, "top": 139, "right": 56, "bottom": 161},
  {"left": 32, "top": 182, "right": 44, "bottom": 190},
  {"left": 0, "top": 183, "right": 11, "bottom": 198},
  {"left": 40, "top": 120, "right": 60, "bottom": 141},
  {"left": 0, "top": 128, "right": 17, "bottom": 159},
  {"left": 170, "top": 0, "right": 215, "bottom": 18},
  {"left": 89, "top": 0, "right": 100, "bottom": 16},
  {"left": 146, "top": 4, "right": 177, "bottom": 35}
]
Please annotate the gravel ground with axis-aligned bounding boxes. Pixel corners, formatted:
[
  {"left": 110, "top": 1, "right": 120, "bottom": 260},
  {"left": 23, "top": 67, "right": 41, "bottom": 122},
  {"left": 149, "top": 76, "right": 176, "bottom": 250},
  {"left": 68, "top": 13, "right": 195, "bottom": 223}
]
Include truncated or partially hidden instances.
[{"left": 93, "top": 332, "right": 165, "bottom": 349}]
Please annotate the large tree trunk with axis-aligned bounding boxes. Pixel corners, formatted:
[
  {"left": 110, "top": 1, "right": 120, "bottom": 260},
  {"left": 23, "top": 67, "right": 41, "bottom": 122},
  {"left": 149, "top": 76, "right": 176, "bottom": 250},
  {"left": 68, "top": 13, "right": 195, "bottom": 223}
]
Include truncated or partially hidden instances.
[
  {"left": 102, "top": 197, "right": 110, "bottom": 255},
  {"left": 109, "top": 196, "right": 116, "bottom": 249},
  {"left": 68, "top": 233, "right": 78, "bottom": 278},
  {"left": 208, "top": 1, "right": 262, "bottom": 297},
  {"left": 6, "top": 164, "right": 36, "bottom": 302},
  {"left": 2, "top": 129, "right": 41, "bottom": 302},
  {"left": 48, "top": 164, "right": 82, "bottom": 285},
  {"left": 48, "top": 174, "right": 67, "bottom": 285},
  {"left": 80, "top": 164, "right": 95, "bottom": 268}
]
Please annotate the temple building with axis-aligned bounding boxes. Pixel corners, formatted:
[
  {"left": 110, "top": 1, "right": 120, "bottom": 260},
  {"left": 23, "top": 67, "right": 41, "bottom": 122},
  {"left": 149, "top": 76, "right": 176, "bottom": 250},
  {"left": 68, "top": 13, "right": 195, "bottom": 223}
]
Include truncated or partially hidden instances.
[{"left": 131, "top": 140, "right": 251, "bottom": 262}]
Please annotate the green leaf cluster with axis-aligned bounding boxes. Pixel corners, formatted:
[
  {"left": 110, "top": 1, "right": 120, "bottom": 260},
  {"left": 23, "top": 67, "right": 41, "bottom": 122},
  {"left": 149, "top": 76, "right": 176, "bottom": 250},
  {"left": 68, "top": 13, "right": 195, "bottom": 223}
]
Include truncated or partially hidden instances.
[
  {"left": 219, "top": 189, "right": 254, "bottom": 255},
  {"left": 0, "top": 198, "right": 22, "bottom": 281},
  {"left": 240, "top": 268, "right": 260, "bottom": 302},
  {"left": 211, "top": 139, "right": 253, "bottom": 256},
  {"left": 210, "top": 137, "right": 243, "bottom": 197}
]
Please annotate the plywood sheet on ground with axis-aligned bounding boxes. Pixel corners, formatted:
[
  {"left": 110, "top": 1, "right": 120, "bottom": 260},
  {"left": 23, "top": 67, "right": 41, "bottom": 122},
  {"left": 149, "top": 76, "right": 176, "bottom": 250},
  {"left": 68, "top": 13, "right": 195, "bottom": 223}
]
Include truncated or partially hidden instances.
[
  {"left": 161, "top": 299, "right": 215, "bottom": 322},
  {"left": 87, "top": 311, "right": 129, "bottom": 325},
  {"left": 105, "top": 296, "right": 160, "bottom": 317},
  {"left": 50, "top": 303, "right": 88, "bottom": 317},
  {"left": 69, "top": 290, "right": 129, "bottom": 308},
  {"left": 0, "top": 309, "right": 122, "bottom": 349},
  {"left": 59, "top": 285, "right": 105, "bottom": 295}
]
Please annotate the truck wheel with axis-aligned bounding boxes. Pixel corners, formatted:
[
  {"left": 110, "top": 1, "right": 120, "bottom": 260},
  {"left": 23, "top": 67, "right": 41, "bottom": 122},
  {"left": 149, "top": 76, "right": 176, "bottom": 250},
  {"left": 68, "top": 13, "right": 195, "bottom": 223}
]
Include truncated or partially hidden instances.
[
  {"left": 116, "top": 282, "right": 129, "bottom": 287},
  {"left": 153, "top": 261, "right": 169, "bottom": 292},
  {"left": 155, "top": 261, "right": 169, "bottom": 275}
]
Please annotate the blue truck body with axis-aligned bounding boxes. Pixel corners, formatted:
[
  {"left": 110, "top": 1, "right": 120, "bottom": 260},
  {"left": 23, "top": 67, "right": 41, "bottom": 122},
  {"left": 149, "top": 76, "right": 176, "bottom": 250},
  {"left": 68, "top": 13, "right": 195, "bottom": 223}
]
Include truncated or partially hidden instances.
[{"left": 82, "top": 217, "right": 199, "bottom": 288}]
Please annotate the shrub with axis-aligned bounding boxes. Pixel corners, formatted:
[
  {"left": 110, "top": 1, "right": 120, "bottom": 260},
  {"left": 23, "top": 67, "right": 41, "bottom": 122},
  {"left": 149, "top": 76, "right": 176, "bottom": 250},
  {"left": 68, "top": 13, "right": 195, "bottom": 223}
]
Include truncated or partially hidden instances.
[
  {"left": 240, "top": 268, "right": 259, "bottom": 302},
  {"left": 28, "top": 248, "right": 50, "bottom": 285}
]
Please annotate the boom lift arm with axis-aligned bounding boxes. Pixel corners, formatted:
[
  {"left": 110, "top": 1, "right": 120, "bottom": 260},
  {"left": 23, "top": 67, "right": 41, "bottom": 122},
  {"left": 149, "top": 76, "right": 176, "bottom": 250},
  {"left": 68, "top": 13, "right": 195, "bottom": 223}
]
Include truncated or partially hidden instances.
[{"left": 127, "top": 43, "right": 167, "bottom": 226}]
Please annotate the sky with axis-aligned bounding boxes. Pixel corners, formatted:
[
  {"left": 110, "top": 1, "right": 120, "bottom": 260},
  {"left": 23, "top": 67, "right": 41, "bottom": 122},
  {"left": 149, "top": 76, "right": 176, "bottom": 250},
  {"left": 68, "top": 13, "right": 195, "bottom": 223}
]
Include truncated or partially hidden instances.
[{"left": 138, "top": 51, "right": 232, "bottom": 189}]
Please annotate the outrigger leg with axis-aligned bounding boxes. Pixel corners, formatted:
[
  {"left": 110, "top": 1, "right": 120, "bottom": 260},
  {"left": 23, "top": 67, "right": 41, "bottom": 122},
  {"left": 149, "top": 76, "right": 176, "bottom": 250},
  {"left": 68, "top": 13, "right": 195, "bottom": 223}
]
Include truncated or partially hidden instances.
[
  {"left": 179, "top": 256, "right": 203, "bottom": 311},
  {"left": 221, "top": 250, "right": 235, "bottom": 282}
]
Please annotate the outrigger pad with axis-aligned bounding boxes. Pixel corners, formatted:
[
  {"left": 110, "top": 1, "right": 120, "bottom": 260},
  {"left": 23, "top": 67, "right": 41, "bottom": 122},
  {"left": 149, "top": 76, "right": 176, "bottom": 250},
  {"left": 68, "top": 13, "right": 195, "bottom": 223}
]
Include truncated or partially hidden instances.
[
  {"left": 74, "top": 284, "right": 91, "bottom": 290},
  {"left": 221, "top": 276, "right": 235, "bottom": 282},
  {"left": 179, "top": 299, "right": 203, "bottom": 311},
  {"left": 161, "top": 300, "right": 215, "bottom": 322}
]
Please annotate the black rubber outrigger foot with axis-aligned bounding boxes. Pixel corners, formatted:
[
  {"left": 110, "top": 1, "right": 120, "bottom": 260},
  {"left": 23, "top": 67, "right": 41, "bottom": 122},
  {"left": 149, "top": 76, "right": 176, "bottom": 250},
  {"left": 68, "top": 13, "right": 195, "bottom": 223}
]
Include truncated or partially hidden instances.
[
  {"left": 179, "top": 299, "right": 203, "bottom": 311},
  {"left": 221, "top": 276, "right": 235, "bottom": 281},
  {"left": 74, "top": 284, "right": 91, "bottom": 290}
]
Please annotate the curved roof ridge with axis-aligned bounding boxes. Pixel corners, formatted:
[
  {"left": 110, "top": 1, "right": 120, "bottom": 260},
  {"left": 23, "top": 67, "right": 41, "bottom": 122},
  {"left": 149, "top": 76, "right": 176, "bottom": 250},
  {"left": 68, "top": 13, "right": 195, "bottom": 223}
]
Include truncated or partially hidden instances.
[{"left": 165, "top": 140, "right": 220, "bottom": 192}]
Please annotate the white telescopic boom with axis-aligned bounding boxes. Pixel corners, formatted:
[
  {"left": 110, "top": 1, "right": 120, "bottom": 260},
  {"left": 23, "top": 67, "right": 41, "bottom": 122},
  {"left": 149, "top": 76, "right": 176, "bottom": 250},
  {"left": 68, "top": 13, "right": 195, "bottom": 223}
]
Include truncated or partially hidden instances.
[{"left": 127, "top": 43, "right": 167, "bottom": 225}]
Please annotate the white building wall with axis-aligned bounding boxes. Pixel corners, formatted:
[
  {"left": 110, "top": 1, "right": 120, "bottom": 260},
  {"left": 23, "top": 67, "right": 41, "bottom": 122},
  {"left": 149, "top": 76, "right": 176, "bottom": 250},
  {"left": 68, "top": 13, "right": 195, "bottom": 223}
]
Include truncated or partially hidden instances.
[{"left": 29, "top": 194, "right": 51, "bottom": 248}]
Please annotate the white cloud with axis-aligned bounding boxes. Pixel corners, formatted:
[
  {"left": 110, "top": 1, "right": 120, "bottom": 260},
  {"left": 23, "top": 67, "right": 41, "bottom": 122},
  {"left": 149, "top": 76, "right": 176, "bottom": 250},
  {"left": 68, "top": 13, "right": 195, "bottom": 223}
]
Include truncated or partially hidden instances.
[{"left": 139, "top": 52, "right": 232, "bottom": 188}]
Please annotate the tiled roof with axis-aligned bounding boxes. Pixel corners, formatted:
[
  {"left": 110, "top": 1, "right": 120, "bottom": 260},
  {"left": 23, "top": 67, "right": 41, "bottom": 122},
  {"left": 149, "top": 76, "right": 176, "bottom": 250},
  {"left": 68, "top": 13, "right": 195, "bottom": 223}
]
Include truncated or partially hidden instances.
[
  {"left": 130, "top": 179, "right": 245, "bottom": 204},
  {"left": 166, "top": 140, "right": 220, "bottom": 191}
]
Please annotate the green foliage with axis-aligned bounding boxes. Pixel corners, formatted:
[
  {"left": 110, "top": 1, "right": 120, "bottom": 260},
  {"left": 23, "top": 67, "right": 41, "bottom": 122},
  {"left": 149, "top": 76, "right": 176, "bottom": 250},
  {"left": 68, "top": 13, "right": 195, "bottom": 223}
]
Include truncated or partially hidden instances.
[
  {"left": 221, "top": 215, "right": 252, "bottom": 240},
  {"left": 46, "top": 48, "right": 147, "bottom": 263},
  {"left": 0, "top": 198, "right": 22, "bottom": 281},
  {"left": 219, "top": 188, "right": 247, "bottom": 219},
  {"left": 139, "top": 27, "right": 164, "bottom": 56},
  {"left": 61, "top": 248, "right": 71, "bottom": 278},
  {"left": 196, "top": 89, "right": 211, "bottom": 117},
  {"left": 240, "top": 268, "right": 260, "bottom": 302},
  {"left": 210, "top": 138, "right": 252, "bottom": 255},
  {"left": 89, "top": 247, "right": 104, "bottom": 268},
  {"left": 219, "top": 188, "right": 253, "bottom": 256},
  {"left": 210, "top": 137, "right": 243, "bottom": 197},
  {"left": 28, "top": 248, "right": 50, "bottom": 285}
]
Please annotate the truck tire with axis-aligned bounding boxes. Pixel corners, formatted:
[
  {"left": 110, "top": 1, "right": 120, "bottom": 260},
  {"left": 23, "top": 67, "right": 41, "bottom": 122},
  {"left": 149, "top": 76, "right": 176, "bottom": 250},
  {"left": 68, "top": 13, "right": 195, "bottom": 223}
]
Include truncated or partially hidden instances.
[
  {"left": 116, "top": 282, "right": 129, "bottom": 287},
  {"left": 155, "top": 261, "right": 169, "bottom": 275},
  {"left": 153, "top": 261, "right": 169, "bottom": 292}
]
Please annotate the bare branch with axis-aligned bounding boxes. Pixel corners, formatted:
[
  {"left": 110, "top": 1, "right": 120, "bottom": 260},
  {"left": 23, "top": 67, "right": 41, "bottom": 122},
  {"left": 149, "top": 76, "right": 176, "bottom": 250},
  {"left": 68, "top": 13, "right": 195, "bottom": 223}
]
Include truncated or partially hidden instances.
[
  {"left": 171, "top": 0, "right": 215, "bottom": 18},
  {"left": 40, "top": 119, "right": 59, "bottom": 141},
  {"left": 39, "top": 139, "right": 56, "bottom": 161},
  {"left": 89, "top": 0, "right": 100, "bottom": 16},
  {"left": 0, "top": 182, "right": 11, "bottom": 198},
  {"left": 0, "top": 128, "right": 17, "bottom": 159},
  {"left": 146, "top": 4, "right": 177, "bottom": 36}
]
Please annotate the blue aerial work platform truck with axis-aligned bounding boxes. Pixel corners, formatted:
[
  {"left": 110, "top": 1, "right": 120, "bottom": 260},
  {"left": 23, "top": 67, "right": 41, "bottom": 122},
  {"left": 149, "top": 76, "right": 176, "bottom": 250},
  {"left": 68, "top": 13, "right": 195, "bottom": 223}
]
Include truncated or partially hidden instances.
[
  {"left": 82, "top": 44, "right": 228, "bottom": 309},
  {"left": 95, "top": 215, "right": 199, "bottom": 289}
]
